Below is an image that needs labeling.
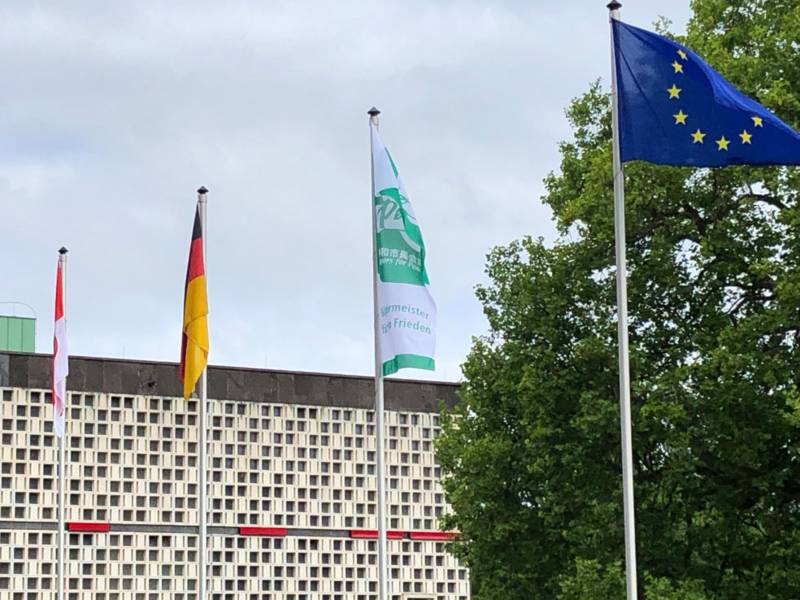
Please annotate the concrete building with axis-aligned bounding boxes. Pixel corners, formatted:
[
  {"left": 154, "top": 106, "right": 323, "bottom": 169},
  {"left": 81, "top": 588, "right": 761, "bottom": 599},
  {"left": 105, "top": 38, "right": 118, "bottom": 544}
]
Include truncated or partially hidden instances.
[{"left": 0, "top": 352, "right": 469, "bottom": 600}]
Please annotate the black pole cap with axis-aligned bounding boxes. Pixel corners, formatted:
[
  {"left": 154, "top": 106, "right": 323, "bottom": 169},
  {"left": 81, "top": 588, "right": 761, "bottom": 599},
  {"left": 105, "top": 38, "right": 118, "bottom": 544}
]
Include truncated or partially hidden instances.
[
  {"left": 607, "top": 1, "right": 622, "bottom": 10},
  {"left": 58, "top": 247, "right": 68, "bottom": 255},
  {"left": 367, "top": 107, "right": 381, "bottom": 117},
  {"left": 197, "top": 186, "right": 208, "bottom": 195}
]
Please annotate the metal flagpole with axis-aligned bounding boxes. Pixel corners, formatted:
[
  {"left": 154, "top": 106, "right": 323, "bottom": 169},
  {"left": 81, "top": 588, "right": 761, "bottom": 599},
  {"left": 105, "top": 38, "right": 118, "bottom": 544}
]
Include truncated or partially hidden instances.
[
  {"left": 197, "top": 186, "right": 209, "bottom": 600},
  {"left": 368, "top": 106, "right": 390, "bottom": 600},
  {"left": 57, "top": 246, "right": 68, "bottom": 600},
  {"left": 607, "top": 2, "right": 638, "bottom": 599}
]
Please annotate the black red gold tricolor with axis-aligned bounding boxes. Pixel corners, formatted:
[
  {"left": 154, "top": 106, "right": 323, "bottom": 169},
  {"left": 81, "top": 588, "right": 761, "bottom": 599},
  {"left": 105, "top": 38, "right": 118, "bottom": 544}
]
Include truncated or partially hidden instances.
[{"left": 179, "top": 205, "right": 208, "bottom": 399}]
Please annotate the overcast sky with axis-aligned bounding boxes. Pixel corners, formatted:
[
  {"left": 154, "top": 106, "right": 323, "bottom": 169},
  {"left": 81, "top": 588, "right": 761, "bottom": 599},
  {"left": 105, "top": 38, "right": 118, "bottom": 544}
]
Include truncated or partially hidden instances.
[{"left": 0, "top": 1, "right": 692, "bottom": 382}]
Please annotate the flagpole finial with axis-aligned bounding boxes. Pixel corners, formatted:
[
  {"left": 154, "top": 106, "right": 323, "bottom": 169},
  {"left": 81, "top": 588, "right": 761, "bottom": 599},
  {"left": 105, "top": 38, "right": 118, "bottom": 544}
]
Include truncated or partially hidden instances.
[
  {"left": 607, "top": 1, "right": 622, "bottom": 10},
  {"left": 367, "top": 107, "right": 381, "bottom": 117},
  {"left": 58, "top": 247, "right": 68, "bottom": 255},
  {"left": 197, "top": 186, "right": 208, "bottom": 195}
]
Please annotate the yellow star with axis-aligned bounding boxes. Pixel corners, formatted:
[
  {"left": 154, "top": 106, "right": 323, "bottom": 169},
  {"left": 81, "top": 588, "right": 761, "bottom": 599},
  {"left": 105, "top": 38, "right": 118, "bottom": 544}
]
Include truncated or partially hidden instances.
[
  {"left": 672, "top": 60, "right": 684, "bottom": 73},
  {"left": 691, "top": 129, "right": 706, "bottom": 144},
  {"left": 677, "top": 49, "right": 688, "bottom": 60},
  {"left": 716, "top": 136, "right": 730, "bottom": 151},
  {"left": 739, "top": 130, "right": 752, "bottom": 144},
  {"left": 752, "top": 115, "right": 763, "bottom": 127},
  {"left": 667, "top": 84, "right": 682, "bottom": 99},
  {"left": 673, "top": 110, "right": 688, "bottom": 125}
]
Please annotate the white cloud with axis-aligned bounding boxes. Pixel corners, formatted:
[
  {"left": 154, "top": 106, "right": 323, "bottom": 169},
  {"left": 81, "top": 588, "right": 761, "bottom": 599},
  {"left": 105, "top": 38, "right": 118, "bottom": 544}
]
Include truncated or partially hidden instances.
[{"left": 0, "top": 0, "right": 692, "bottom": 381}]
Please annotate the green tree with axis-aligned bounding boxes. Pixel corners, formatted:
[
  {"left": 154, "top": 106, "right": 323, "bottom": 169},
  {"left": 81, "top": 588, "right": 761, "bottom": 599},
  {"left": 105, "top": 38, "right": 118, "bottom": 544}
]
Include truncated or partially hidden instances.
[{"left": 436, "top": 1, "right": 800, "bottom": 598}]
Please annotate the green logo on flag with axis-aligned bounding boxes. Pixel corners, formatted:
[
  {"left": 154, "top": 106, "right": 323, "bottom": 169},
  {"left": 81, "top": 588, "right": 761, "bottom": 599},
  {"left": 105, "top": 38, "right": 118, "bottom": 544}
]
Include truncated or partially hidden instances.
[{"left": 375, "top": 187, "right": 430, "bottom": 286}]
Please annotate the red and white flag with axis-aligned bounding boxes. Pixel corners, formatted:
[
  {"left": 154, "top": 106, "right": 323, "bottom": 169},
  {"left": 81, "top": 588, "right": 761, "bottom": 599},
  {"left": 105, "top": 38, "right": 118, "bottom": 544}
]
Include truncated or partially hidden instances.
[{"left": 52, "top": 258, "right": 68, "bottom": 438}]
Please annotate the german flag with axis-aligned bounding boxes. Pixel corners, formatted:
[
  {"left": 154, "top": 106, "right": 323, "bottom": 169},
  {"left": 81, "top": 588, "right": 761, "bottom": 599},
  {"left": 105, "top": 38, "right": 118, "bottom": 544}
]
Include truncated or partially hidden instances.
[{"left": 179, "top": 204, "right": 209, "bottom": 399}]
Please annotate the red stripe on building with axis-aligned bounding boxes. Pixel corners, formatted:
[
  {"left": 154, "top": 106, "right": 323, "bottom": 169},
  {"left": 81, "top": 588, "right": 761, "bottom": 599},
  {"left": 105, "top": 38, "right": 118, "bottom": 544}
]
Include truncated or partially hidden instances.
[
  {"left": 349, "top": 529, "right": 404, "bottom": 539},
  {"left": 408, "top": 531, "right": 457, "bottom": 541},
  {"left": 239, "top": 527, "right": 288, "bottom": 537},
  {"left": 67, "top": 522, "right": 110, "bottom": 532}
]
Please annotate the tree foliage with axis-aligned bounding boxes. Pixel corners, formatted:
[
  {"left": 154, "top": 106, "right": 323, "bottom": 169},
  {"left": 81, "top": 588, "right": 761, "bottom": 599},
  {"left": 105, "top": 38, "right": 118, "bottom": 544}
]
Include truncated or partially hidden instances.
[{"left": 436, "top": 1, "right": 800, "bottom": 598}]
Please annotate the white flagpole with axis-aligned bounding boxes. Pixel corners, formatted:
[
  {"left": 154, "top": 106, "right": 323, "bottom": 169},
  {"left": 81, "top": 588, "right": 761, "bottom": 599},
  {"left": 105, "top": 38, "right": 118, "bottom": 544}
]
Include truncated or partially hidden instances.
[
  {"left": 197, "top": 186, "right": 209, "bottom": 600},
  {"left": 368, "top": 106, "right": 390, "bottom": 600},
  {"left": 608, "top": 2, "right": 638, "bottom": 598},
  {"left": 57, "top": 246, "right": 68, "bottom": 600}
]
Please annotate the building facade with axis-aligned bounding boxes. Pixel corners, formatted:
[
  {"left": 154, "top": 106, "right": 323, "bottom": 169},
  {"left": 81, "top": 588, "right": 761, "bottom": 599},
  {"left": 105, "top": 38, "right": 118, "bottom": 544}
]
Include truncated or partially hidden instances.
[{"left": 0, "top": 352, "right": 469, "bottom": 600}]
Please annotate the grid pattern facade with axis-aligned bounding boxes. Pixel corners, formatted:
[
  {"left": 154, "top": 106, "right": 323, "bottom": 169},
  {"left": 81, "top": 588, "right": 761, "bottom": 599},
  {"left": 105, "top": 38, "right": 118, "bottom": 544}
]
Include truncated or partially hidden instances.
[
  {"left": 0, "top": 529, "right": 465, "bottom": 599},
  {"left": 0, "top": 354, "right": 469, "bottom": 600}
]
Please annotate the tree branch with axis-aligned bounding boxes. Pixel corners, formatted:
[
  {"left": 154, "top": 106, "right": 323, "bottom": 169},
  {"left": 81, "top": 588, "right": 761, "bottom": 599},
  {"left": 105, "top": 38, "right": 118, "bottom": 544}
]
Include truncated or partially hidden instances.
[{"left": 738, "top": 192, "right": 788, "bottom": 211}]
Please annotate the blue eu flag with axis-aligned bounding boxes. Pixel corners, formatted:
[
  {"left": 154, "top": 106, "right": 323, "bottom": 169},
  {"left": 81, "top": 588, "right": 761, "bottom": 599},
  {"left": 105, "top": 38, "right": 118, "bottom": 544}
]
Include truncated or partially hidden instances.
[{"left": 613, "top": 20, "right": 800, "bottom": 166}]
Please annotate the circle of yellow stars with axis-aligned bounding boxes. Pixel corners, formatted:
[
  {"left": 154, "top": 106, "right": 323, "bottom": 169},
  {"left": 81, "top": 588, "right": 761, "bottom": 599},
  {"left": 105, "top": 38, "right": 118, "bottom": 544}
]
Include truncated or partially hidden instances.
[{"left": 667, "top": 47, "right": 764, "bottom": 151}]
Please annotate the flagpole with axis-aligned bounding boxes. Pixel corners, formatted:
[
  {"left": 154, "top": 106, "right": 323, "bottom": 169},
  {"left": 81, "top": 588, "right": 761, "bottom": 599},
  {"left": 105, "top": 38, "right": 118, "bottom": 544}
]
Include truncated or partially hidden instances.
[
  {"left": 368, "top": 106, "right": 390, "bottom": 600},
  {"left": 197, "top": 186, "right": 209, "bottom": 600},
  {"left": 57, "top": 246, "right": 68, "bottom": 600},
  {"left": 608, "top": 2, "right": 638, "bottom": 599}
]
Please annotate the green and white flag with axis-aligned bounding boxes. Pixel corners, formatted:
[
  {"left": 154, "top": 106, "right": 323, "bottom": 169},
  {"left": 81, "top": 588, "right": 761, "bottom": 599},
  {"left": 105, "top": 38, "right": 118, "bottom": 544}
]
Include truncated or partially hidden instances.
[{"left": 371, "top": 124, "right": 436, "bottom": 375}]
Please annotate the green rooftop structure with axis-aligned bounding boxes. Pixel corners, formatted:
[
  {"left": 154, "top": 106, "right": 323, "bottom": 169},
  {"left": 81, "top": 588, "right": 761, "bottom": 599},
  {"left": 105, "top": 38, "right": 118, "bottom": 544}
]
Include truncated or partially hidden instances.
[{"left": 0, "top": 315, "right": 35, "bottom": 352}]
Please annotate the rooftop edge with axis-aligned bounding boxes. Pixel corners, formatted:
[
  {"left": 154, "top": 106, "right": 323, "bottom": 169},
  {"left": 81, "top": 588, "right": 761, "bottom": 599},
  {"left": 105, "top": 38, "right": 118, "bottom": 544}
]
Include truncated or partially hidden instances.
[{"left": 0, "top": 352, "right": 460, "bottom": 413}]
